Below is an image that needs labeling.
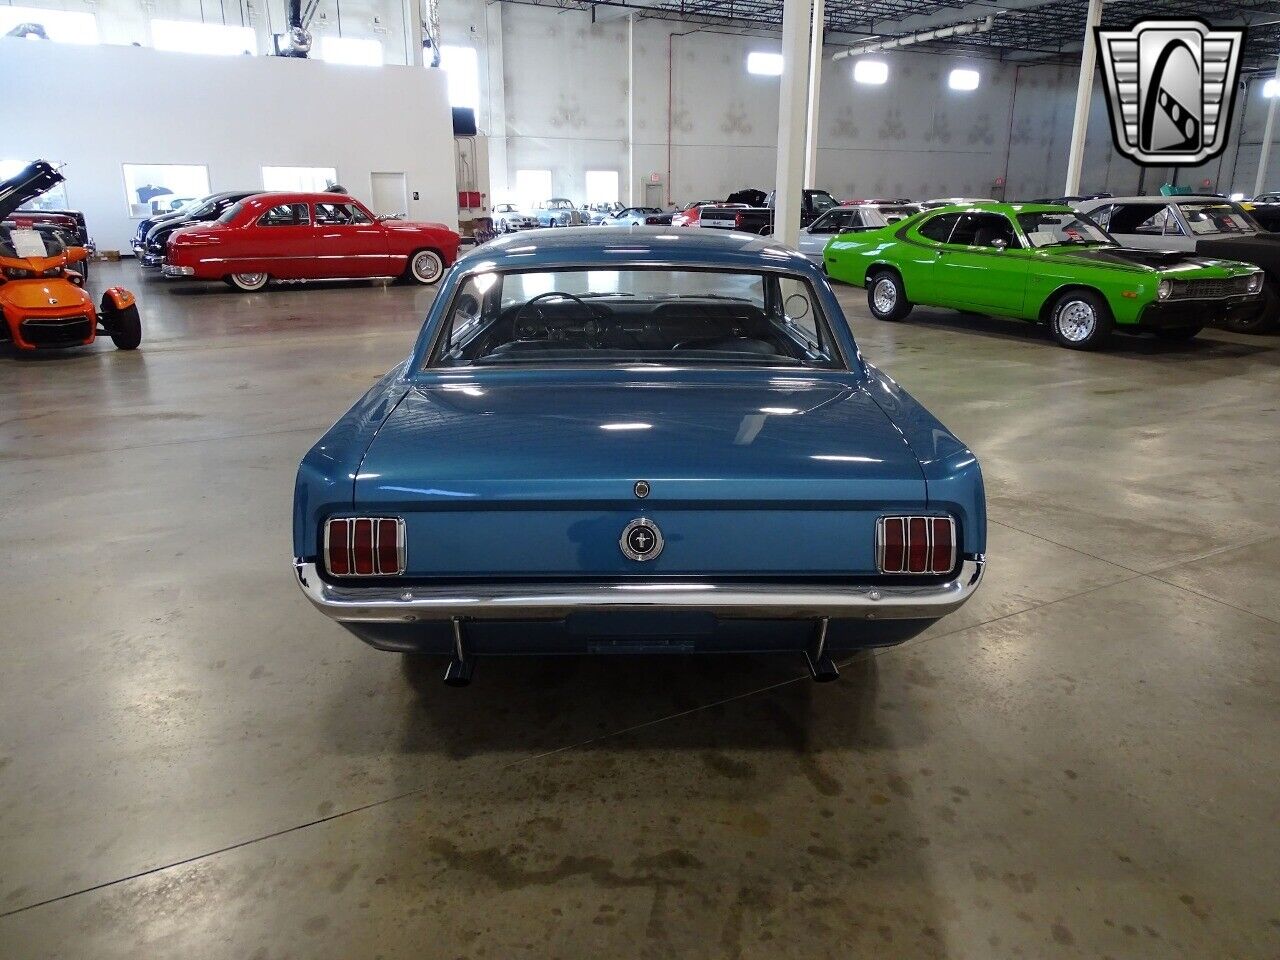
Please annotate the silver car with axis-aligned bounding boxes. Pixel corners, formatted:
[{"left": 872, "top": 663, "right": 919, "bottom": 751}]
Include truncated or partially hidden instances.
[
  {"left": 599, "top": 206, "right": 664, "bottom": 226},
  {"left": 797, "top": 203, "right": 921, "bottom": 263},
  {"left": 1075, "top": 195, "right": 1261, "bottom": 252},
  {"left": 532, "top": 198, "right": 588, "bottom": 227},
  {"left": 492, "top": 203, "right": 537, "bottom": 232}
]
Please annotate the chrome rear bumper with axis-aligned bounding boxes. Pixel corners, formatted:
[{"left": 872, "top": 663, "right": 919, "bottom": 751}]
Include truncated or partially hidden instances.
[{"left": 293, "top": 558, "right": 984, "bottom": 623}]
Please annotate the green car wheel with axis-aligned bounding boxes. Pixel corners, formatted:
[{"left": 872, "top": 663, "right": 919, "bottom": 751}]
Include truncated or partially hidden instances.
[
  {"left": 867, "top": 270, "right": 912, "bottom": 322},
  {"left": 1049, "top": 290, "right": 1113, "bottom": 351}
]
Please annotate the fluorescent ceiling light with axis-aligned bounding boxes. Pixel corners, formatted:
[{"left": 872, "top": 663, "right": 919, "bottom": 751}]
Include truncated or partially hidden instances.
[
  {"left": 151, "top": 19, "right": 257, "bottom": 55},
  {"left": 747, "top": 52, "right": 784, "bottom": 76},
  {"left": 0, "top": 5, "right": 98, "bottom": 43},
  {"left": 1265, "top": 78, "right": 1280, "bottom": 98},
  {"left": 853, "top": 59, "right": 888, "bottom": 85},
  {"left": 949, "top": 68, "right": 980, "bottom": 91},
  {"left": 318, "top": 36, "right": 382, "bottom": 66},
  {"left": 600, "top": 422, "right": 652, "bottom": 431}
]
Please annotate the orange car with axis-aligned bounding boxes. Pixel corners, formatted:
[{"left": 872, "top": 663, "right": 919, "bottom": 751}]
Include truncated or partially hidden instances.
[{"left": 1, "top": 161, "right": 141, "bottom": 352}]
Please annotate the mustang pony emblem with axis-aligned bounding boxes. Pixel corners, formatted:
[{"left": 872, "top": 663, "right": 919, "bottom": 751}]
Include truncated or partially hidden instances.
[
  {"left": 619, "top": 518, "right": 663, "bottom": 561},
  {"left": 1095, "top": 18, "right": 1244, "bottom": 166}
]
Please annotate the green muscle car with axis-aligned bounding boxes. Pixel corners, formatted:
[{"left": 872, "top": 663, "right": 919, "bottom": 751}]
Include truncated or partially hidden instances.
[{"left": 822, "top": 202, "right": 1264, "bottom": 349}]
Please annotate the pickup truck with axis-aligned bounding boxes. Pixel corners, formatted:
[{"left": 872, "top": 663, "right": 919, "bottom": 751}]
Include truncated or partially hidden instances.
[{"left": 697, "top": 188, "right": 841, "bottom": 235}]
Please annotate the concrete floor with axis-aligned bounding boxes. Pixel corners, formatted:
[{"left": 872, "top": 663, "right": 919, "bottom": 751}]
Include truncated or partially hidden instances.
[{"left": 2, "top": 260, "right": 1278, "bottom": 959}]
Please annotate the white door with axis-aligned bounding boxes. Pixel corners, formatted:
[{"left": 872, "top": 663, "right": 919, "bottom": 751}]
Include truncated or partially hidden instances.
[
  {"left": 370, "top": 172, "right": 409, "bottom": 219},
  {"left": 644, "top": 182, "right": 663, "bottom": 208}
]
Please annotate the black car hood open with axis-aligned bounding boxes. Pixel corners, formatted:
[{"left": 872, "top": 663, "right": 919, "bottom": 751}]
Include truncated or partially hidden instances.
[
  {"left": 0, "top": 161, "right": 64, "bottom": 221},
  {"left": 1050, "top": 246, "right": 1222, "bottom": 270},
  {"left": 1193, "top": 234, "right": 1280, "bottom": 272}
]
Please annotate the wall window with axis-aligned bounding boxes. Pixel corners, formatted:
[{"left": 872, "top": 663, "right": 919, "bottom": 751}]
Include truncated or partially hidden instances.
[
  {"left": 0, "top": 5, "right": 97, "bottom": 43},
  {"left": 440, "top": 45, "right": 480, "bottom": 111},
  {"left": 1265, "top": 78, "right": 1280, "bottom": 99},
  {"left": 150, "top": 19, "right": 256, "bottom": 55},
  {"left": 948, "top": 68, "right": 980, "bottom": 91},
  {"left": 747, "top": 52, "right": 783, "bottom": 76},
  {"left": 317, "top": 36, "right": 382, "bottom": 66},
  {"left": 0, "top": 160, "right": 70, "bottom": 210},
  {"left": 121, "top": 164, "right": 210, "bottom": 218},
  {"left": 515, "top": 169, "right": 552, "bottom": 209},
  {"left": 262, "top": 166, "right": 339, "bottom": 192},
  {"left": 585, "top": 170, "right": 620, "bottom": 205},
  {"left": 853, "top": 60, "right": 888, "bottom": 85}
]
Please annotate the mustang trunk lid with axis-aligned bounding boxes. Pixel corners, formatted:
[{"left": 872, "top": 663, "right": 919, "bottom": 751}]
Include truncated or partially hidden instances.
[{"left": 353, "top": 372, "right": 928, "bottom": 577}]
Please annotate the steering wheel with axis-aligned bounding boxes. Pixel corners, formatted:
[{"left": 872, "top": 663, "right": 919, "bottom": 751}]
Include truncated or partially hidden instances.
[{"left": 512, "top": 291, "right": 607, "bottom": 344}]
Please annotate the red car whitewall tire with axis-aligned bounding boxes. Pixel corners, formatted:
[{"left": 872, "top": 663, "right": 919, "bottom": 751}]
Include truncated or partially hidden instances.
[{"left": 408, "top": 250, "right": 444, "bottom": 285}]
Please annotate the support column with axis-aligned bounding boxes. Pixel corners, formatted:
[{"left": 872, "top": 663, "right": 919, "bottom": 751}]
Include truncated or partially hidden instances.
[
  {"left": 1255, "top": 57, "right": 1280, "bottom": 197},
  {"left": 627, "top": 15, "right": 637, "bottom": 205},
  {"left": 804, "top": 0, "right": 824, "bottom": 188},
  {"left": 1063, "top": 0, "right": 1102, "bottom": 196},
  {"left": 774, "top": 0, "right": 813, "bottom": 247},
  {"left": 484, "top": 1, "right": 509, "bottom": 200},
  {"left": 405, "top": 0, "right": 424, "bottom": 66}
]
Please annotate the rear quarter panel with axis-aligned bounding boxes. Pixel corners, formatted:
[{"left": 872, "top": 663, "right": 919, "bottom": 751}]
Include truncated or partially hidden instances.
[
  {"left": 863, "top": 362, "right": 986, "bottom": 557},
  {"left": 293, "top": 361, "right": 413, "bottom": 560}
]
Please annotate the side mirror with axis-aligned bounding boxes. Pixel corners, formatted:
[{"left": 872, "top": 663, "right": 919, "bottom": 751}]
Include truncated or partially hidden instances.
[{"left": 991, "top": 238, "right": 1008, "bottom": 251}]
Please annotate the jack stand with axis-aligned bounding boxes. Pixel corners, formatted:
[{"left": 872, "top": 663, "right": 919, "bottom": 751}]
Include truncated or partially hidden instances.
[
  {"left": 443, "top": 617, "right": 475, "bottom": 687},
  {"left": 804, "top": 617, "right": 840, "bottom": 682}
]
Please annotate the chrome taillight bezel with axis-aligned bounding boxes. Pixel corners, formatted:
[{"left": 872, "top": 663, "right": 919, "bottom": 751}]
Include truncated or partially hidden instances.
[
  {"left": 324, "top": 517, "right": 406, "bottom": 577},
  {"left": 876, "top": 515, "right": 957, "bottom": 575}
]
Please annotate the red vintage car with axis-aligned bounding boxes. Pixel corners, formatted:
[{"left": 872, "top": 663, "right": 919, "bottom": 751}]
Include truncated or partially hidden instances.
[{"left": 163, "top": 192, "right": 459, "bottom": 291}]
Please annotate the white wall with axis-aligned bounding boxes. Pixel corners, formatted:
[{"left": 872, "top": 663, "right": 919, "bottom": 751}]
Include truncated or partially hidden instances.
[
  {"left": 1, "top": 39, "right": 458, "bottom": 250},
  {"left": 483, "top": 6, "right": 1017, "bottom": 206}
]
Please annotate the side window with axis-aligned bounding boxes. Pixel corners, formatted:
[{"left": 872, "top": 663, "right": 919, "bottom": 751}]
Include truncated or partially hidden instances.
[
  {"left": 916, "top": 213, "right": 959, "bottom": 243},
  {"left": 1089, "top": 204, "right": 1114, "bottom": 230},
  {"left": 810, "top": 210, "right": 850, "bottom": 234},
  {"left": 347, "top": 204, "right": 373, "bottom": 224},
  {"left": 314, "top": 203, "right": 353, "bottom": 225},
  {"left": 257, "top": 203, "right": 309, "bottom": 227},
  {"left": 950, "top": 212, "right": 1019, "bottom": 249},
  {"left": 777, "top": 277, "right": 829, "bottom": 358},
  {"left": 1106, "top": 204, "right": 1166, "bottom": 235}
]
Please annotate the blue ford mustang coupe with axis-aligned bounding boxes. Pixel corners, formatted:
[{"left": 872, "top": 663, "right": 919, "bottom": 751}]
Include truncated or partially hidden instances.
[{"left": 293, "top": 228, "right": 985, "bottom": 685}]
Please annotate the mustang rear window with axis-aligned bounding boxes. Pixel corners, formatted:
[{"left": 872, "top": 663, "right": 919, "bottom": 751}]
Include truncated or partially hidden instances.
[{"left": 429, "top": 268, "right": 843, "bottom": 369}]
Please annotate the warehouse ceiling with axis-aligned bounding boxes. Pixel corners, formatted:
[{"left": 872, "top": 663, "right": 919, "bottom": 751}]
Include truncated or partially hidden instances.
[{"left": 527, "top": 0, "right": 1280, "bottom": 71}]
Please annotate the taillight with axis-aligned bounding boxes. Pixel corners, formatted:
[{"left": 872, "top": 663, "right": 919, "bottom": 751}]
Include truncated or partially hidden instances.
[
  {"left": 324, "top": 517, "right": 405, "bottom": 576},
  {"left": 877, "top": 516, "right": 955, "bottom": 574},
  {"left": 734, "top": 213, "right": 744, "bottom": 228}
]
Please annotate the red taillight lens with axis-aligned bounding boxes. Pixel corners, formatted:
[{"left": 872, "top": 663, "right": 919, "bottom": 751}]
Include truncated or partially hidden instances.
[
  {"left": 324, "top": 517, "right": 405, "bottom": 577},
  {"left": 377, "top": 519, "right": 401, "bottom": 575},
  {"left": 734, "top": 213, "right": 744, "bottom": 228},
  {"left": 880, "top": 517, "right": 905, "bottom": 573},
  {"left": 877, "top": 516, "right": 956, "bottom": 575},
  {"left": 930, "top": 517, "right": 955, "bottom": 574},
  {"left": 326, "top": 519, "right": 351, "bottom": 576},
  {"left": 352, "top": 519, "right": 374, "bottom": 575}
]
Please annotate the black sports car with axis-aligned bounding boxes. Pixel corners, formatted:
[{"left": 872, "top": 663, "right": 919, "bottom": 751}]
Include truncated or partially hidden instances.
[{"left": 138, "top": 191, "right": 260, "bottom": 268}]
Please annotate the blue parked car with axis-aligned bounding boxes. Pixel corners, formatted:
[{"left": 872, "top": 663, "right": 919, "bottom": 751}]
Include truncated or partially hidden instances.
[{"left": 293, "top": 228, "right": 985, "bottom": 685}]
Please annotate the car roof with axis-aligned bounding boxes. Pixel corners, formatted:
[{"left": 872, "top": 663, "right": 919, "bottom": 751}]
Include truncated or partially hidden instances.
[
  {"left": 455, "top": 225, "right": 814, "bottom": 273},
  {"left": 921, "top": 201, "right": 1076, "bottom": 216},
  {"left": 1080, "top": 195, "right": 1226, "bottom": 205},
  {"left": 238, "top": 191, "right": 360, "bottom": 206}
]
